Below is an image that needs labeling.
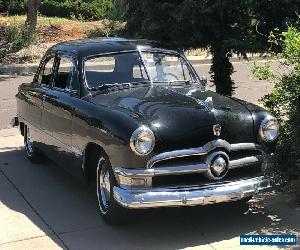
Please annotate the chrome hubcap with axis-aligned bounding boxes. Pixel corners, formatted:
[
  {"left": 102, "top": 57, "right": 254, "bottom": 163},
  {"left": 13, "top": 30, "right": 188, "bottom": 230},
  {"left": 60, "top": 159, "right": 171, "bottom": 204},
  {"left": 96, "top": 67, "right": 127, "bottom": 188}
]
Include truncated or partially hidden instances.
[
  {"left": 97, "top": 158, "right": 111, "bottom": 213},
  {"left": 25, "top": 127, "right": 33, "bottom": 156}
]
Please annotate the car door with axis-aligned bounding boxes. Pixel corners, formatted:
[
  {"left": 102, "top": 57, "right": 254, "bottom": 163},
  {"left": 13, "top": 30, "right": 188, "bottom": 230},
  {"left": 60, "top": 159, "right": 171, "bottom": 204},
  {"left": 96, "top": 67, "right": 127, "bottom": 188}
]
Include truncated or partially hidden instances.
[
  {"left": 41, "top": 53, "right": 80, "bottom": 173},
  {"left": 17, "top": 55, "right": 56, "bottom": 146}
]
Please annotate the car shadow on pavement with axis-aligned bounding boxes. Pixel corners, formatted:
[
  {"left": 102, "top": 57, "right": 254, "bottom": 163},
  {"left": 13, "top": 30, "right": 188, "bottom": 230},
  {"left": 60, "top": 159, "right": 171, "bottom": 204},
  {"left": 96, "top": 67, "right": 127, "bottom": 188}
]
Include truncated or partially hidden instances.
[{"left": 0, "top": 147, "right": 299, "bottom": 249}]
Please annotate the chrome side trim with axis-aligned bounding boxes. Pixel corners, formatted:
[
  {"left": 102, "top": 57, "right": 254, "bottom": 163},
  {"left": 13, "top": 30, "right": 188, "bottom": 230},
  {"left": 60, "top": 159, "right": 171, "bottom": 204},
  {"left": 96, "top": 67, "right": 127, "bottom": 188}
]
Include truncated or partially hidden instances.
[
  {"left": 146, "top": 139, "right": 262, "bottom": 169},
  {"left": 113, "top": 176, "right": 281, "bottom": 209}
]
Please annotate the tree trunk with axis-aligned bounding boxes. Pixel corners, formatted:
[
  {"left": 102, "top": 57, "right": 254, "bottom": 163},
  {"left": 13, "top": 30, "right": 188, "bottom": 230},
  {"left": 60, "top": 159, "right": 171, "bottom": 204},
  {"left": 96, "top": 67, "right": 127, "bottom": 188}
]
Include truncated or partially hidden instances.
[
  {"left": 25, "top": 0, "right": 41, "bottom": 32},
  {"left": 210, "top": 43, "right": 235, "bottom": 96}
]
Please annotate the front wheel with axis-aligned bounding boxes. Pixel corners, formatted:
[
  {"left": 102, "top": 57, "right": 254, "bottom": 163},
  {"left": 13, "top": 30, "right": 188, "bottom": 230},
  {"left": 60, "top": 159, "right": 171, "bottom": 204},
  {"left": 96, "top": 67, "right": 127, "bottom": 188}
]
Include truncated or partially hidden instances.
[
  {"left": 96, "top": 153, "right": 126, "bottom": 224},
  {"left": 24, "top": 125, "right": 44, "bottom": 163}
]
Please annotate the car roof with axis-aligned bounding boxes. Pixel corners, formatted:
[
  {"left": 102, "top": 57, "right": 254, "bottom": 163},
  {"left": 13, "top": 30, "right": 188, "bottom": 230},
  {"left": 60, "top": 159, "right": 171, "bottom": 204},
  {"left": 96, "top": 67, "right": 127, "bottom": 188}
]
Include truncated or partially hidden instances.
[{"left": 49, "top": 37, "right": 178, "bottom": 58}]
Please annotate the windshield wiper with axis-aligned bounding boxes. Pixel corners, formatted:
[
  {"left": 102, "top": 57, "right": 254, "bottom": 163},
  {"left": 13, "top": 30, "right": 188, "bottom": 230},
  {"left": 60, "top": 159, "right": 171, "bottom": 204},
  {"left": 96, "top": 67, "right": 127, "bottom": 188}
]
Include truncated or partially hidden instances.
[
  {"left": 90, "top": 81, "right": 150, "bottom": 91},
  {"left": 90, "top": 83, "right": 129, "bottom": 91},
  {"left": 152, "top": 80, "right": 194, "bottom": 85}
]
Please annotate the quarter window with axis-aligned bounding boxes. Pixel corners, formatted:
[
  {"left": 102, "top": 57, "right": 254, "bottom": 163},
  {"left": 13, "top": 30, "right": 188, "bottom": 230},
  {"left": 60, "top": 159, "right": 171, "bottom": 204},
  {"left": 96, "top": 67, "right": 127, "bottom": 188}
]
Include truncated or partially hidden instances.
[
  {"left": 37, "top": 57, "right": 55, "bottom": 86},
  {"left": 54, "top": 57, "right": 76, "bottom": 90}
]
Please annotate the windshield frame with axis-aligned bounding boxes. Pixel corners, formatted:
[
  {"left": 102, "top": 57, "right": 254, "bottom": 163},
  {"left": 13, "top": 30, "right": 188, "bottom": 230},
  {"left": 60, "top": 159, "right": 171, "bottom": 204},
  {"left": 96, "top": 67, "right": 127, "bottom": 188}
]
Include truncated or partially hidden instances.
[{"left": 82, "top": 49, "right": 202, "bottom": 91}]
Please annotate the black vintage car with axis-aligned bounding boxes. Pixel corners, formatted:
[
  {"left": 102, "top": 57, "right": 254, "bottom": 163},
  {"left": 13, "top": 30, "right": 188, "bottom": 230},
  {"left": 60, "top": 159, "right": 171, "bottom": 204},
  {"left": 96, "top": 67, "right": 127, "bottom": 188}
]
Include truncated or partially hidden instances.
[{"left": 13, "top": 37, "right": 281, "bottom": 224}]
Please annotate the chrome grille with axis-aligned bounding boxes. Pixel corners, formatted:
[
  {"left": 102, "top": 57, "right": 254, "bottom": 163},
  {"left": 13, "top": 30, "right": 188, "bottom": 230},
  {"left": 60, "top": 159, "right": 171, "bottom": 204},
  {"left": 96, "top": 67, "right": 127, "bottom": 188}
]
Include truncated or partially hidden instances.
[
  {"left": 114, "top": 139, "right": 267, "bottom": 188},
  {"left": 152, "top": 163, "right": 263, "bottom": 188}
]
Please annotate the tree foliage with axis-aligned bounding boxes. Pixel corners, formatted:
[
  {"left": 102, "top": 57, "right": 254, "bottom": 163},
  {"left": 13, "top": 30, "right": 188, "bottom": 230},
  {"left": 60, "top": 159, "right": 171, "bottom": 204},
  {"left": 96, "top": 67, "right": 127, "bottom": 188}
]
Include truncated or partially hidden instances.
[
  {"left": 125, "top": 0, "right": 300, "bottom": 96},
  {"left": 40, "top": 0, "right": 114, "bottom": 20},
  {"left": 252, "top": 25, "right": 300, "bottom": 178},
  {"left": 0, "top": 0, "right": 119, "bottom": 20},
  {"left": 0, "top": 0, "right": 28, "bottom": 14}
]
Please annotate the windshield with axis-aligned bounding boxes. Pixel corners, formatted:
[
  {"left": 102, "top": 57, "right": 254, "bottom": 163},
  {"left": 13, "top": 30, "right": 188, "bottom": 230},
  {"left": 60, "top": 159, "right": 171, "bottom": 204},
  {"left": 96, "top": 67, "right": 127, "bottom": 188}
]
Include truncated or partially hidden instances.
[
  {"left": 84, "top": 51, "right": 198, "bottom": 90},
  {"left": 141, "top": 52, "right": 198, "bottom": 84},
  {"left": 85, "top": 52, "right": 149, "bottom": 89}
]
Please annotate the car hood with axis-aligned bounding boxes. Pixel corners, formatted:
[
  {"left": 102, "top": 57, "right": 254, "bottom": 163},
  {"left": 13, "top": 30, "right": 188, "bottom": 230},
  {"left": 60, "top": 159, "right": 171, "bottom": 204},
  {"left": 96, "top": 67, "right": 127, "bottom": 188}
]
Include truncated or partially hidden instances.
[{"left": 89, "top": 85, "right": 255, "bottom": 152}]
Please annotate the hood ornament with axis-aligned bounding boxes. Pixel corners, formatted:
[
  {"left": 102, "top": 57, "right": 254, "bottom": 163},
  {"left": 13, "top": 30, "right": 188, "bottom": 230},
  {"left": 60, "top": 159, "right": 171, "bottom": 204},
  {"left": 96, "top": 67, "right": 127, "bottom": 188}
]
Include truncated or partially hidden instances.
[
  {"left": 186, "top": 89, "right": 198, "bottom": 96},
  {"left": 187, "top": 93, "right": 214, "bottom": 112},
  {"left": 198, "top": 97, "right": 214, "bottom": 112},
  {"left": 213, "top": 124, "right": 222, "bottom": 137}
]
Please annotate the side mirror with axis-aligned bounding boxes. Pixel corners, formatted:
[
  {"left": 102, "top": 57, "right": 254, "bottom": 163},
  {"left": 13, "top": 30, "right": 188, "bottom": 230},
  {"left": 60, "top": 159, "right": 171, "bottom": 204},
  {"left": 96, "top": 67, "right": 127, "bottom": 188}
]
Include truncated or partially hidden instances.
[{"left": 199, "top": 76, "right": 208, "bottom": 90}]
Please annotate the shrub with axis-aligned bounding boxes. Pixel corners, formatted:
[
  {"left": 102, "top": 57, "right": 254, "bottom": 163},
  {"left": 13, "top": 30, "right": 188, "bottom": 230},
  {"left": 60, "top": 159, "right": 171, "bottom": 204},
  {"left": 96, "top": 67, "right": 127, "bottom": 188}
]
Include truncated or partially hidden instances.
[
  {"left": 5, "top": 24, "right": 38, "bottom": 50},
  {"left": 0, "top": 0, "right": 117, "bottom": 20},
  {"left": 252, "top": 26, "right": 300, "bottom": 178},
  {"left": 40, "top": 0, "right": 114, "bottom": 20},
  {"left": 85, "top": 21, "right": 122, "bottom": 38},
  {"left": 0, "top": 49, "right": 8, "bottom": 62},
  {"left": 0, "top": 0, "right": 27, "bottom": 15}
]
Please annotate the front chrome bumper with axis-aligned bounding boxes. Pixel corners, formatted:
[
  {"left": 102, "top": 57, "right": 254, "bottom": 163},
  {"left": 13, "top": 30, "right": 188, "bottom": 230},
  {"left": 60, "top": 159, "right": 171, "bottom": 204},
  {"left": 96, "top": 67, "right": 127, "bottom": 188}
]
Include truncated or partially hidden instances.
[
  {"left": 113, "top": 176, "right": 282, "bottom": 209},
  {"left": 113, "top": 139, "right": 282, "bottom": 209}
]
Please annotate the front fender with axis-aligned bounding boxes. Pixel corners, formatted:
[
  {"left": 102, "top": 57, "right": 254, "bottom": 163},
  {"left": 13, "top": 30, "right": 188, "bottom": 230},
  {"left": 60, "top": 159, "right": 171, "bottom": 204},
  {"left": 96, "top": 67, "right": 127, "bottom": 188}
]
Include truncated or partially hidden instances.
[{"left": 73, "top": 101, "right": 152, "bottom": 170}]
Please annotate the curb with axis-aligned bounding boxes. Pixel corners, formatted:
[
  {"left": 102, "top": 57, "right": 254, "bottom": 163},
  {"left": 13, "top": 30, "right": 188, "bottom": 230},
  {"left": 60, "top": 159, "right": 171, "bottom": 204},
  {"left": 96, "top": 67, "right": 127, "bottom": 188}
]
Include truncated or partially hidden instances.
[
  {"left": 0, "top": 64, "right": 39, "bottom": 75},
  {"left": 0, "top": 56, "right": 264, "bottom": 76},
  {"left": 190, "top": 56, "right": 265, "bottom": 65}
]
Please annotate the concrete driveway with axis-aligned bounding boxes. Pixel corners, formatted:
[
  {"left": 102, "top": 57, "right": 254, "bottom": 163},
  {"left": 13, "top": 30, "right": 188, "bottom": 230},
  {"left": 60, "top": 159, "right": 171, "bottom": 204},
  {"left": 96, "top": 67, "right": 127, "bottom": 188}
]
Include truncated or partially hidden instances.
[{"left": 0, "top": 128, "right": 299, "bottom": 250}]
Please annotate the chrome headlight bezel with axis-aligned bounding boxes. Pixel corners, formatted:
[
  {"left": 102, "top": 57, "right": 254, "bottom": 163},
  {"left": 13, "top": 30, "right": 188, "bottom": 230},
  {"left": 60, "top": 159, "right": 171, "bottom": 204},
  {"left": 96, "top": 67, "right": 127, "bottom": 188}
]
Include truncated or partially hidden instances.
[
  {"left": 130, "top": 126, "right": 155, "bottom": 156},
  {"left": 259, "top": 116, "right": 279, "bottom": 142}
]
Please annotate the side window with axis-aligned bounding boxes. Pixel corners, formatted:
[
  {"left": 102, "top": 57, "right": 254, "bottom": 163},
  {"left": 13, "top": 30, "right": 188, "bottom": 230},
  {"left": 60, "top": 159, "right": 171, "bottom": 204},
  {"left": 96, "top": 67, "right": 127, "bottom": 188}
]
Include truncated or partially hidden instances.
[
  {"left": 54, "top": 57, "right": 76, "bottom": 90},
  {"left": 37, "top": 57, "right": 55, "bottom": 86}
]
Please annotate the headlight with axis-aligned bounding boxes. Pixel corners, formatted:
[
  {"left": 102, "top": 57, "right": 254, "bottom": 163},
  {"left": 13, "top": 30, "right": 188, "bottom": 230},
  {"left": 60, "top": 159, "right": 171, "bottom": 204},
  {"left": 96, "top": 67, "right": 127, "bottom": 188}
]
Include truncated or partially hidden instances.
[
  {"left": 259, "top": 116, "right": 279, "bottom": 142},
  {"left": 130, "top": 126, "right": 155, "bottom": 156}
]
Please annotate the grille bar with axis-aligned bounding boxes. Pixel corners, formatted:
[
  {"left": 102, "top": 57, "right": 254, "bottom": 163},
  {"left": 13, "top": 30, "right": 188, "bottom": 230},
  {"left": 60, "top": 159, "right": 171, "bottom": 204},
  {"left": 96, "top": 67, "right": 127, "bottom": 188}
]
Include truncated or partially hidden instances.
[{"left": 147, "top": 139, "right": 262, "bottom": 169}]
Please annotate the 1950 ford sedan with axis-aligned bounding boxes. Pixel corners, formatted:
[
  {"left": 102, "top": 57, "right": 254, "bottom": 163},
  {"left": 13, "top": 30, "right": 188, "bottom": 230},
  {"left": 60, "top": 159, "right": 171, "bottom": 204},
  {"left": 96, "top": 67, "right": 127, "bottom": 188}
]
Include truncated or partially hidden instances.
[{"left": 13, "top": 37, "right": 282, "bottom": 224}]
